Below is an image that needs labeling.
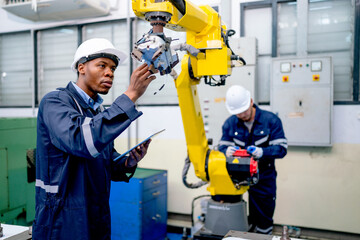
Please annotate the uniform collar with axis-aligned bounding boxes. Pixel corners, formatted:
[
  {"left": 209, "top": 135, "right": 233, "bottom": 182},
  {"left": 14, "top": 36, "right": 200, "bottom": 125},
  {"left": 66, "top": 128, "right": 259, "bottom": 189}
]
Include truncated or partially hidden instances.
[
  {"left": 253, "top": 104, "right": 261, "bottom": 123},
  {"left": 71, "top": 82, "right": 103, "bottom": 111}
]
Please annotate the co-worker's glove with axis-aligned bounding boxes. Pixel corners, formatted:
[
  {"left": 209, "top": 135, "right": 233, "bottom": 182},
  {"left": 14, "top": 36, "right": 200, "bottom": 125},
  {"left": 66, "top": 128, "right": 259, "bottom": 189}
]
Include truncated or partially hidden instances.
[
  {"left": 246, "top": 146, "right": 263, "bottom": 159},
  {"left": 226, "top": 146, "right": 240, "bottom": 157},
  {"left": 126, "top": 139, "right": 151, "bottom": 167}
]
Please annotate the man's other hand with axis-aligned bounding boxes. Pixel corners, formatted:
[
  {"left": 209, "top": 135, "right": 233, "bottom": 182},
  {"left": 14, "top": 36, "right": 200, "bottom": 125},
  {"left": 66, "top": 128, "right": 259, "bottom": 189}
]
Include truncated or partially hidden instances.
[
  {"left": 246, "top": 146, "right": 263, "bottom": 159},
  {"left": 124, "top": 63, "right": 158, "bottom": 103},
  {"left": 126, "top": 139, "right": 152, "bottom": 167}
]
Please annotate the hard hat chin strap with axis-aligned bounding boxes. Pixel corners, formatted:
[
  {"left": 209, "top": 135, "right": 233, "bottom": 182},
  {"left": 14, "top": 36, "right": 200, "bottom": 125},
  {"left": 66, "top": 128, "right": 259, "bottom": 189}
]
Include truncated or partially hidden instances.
[{"left": 77, "top": 53, "right": 119, "bottom": 68}]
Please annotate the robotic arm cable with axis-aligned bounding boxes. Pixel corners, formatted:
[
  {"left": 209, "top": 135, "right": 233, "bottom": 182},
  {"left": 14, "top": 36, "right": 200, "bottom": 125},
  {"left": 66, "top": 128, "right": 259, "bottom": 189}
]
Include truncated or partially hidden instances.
[{"left": 182, "top": 156, "right": 207, "bottom": 189}]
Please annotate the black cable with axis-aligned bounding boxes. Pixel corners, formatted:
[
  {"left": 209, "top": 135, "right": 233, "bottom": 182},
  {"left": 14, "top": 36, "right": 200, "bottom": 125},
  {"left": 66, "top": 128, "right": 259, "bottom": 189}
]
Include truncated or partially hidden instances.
[
  {"left": 182, "top": 156, "right": 207, "bottom": 189},
  {"left": 227, "top": 29, "right": 236, "bottom": 37},
  {"left": 223, "top": 29, "right": 247, "bottom": 66},
  {"left": 191, "top": 194, "right": 211, "bottom": 227},
  {"left": 225, "top": 29, "right": 236, "bottom": 52},
  {"left": 222, "top": 29, "right": 236, "bottom": 55},
  {"left": 169, "top": 0, "right": 186, "bottom": 15}
]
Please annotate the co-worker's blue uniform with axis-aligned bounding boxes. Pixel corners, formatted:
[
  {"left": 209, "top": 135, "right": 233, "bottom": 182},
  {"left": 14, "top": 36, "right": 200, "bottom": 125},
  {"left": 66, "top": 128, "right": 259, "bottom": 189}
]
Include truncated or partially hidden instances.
[
  {"left": 219, "top": 104, "right": 287, "bottom": 234},
  {"left": 33, "top": 82, "right": 140, "bottom": 240}
]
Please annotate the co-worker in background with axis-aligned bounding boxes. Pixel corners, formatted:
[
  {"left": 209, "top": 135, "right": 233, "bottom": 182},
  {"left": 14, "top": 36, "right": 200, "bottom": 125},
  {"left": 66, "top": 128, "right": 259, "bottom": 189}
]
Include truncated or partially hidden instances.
[
  {"left": 33, "top": 38, "right": 157, "bottom": 240},
  {"left": 219, "top": 85, "right": 288, "bottom": 235}
]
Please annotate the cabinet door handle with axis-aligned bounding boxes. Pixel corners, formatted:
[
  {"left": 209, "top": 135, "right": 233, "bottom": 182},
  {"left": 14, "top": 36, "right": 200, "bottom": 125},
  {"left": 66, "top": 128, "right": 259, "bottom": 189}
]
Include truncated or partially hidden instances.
[
  {"left": 152, "top": 179, "right": 161, "bottom": 185},
  {"left": 152, "top": 191, "right": 160, "bottom": 196}
]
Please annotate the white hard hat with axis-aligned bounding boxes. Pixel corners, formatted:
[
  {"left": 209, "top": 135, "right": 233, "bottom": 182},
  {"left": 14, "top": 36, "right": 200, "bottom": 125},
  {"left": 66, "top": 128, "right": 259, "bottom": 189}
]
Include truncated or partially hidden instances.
[
  {"left": 225, "top": 85, "right": 251, "bottom": 115},
  {"left": 71, "top": 38, "right": 127, "bottom": 72}
]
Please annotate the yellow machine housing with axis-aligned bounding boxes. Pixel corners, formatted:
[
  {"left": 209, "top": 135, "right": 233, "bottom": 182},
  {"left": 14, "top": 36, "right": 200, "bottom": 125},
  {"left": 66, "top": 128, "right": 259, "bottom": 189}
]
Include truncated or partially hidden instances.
[
  {"left": 132, "top": 0, "right": 232, "bottom": 77},
  {"left": 132, "top": 0, "right": 247, "bottom": 196}
]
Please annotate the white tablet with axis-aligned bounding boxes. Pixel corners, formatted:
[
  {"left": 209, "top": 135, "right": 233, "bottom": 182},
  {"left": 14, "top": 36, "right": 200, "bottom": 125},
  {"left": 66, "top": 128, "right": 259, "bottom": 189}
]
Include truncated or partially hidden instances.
[{"left": 114, "top": 129, "right": 165, "bottom": 160}]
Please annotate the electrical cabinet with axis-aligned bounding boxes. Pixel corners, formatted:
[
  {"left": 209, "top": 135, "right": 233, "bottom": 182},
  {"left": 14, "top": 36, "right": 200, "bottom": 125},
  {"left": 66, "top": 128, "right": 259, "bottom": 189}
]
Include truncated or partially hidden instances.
[
  {"left": 110, "top": 168, "right": 167, "bottom": 240},
  {"left": 270, "top": 56, "right": 333, "bottom": 146}
]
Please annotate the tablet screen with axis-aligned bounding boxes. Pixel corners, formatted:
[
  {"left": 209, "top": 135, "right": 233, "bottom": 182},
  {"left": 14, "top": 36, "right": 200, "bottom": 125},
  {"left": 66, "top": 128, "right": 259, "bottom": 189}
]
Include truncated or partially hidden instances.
[{"left": 114, "top": 129, "right": 165, "bottom": 161}]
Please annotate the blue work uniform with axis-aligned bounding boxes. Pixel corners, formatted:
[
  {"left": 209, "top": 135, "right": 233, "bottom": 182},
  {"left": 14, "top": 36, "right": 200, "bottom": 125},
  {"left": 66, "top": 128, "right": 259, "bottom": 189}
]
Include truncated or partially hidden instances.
[
  {"left": 219, "top": 104, "right": 287, "bottom": 234},
  {"left": 33, "top": 82, "right": 141, "bottom": 240}
]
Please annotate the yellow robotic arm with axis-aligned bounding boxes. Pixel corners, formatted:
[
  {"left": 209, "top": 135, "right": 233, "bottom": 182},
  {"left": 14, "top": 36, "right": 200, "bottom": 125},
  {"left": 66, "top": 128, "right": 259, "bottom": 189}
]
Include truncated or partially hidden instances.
[
  {"left": 131, "top": 0, "right": 253, "bottom": 198},
  {"left": 132, "top": 0, "right": 232, "bottom": 77}
]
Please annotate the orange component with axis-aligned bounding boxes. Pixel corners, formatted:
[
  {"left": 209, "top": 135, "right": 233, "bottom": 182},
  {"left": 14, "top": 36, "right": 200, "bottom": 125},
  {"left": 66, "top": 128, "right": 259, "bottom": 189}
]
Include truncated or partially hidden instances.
[
  {"left": 313, "top": 74, "right": 320, "bottom": 81},
  {"left": 282, "top": 75, "right": 289, "bottom": 82}
]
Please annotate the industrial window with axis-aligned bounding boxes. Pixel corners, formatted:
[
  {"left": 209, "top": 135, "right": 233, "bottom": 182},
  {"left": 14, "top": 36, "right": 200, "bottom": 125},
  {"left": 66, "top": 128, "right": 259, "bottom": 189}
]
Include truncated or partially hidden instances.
[
  {"left": 277, "top": 2, "right": 297, "bottom": 56},
  {"left": 37, "top": 27, "right": 78, "bottom": 102},
  {"left": 133, "top": 19, "right": 186, "bottom": 105},
  {"left": 241, "top": 0, "right": 357, "bottom": 103},
  {"left": 308, "top": 0, "right": 354, "bottom": 101},
  {"left": 0, "top": 32, "right": 33, "bottom": 107},
  {"left": 243, "top": 6, "right": 272, "bottom": 103},
  {"left": 83, "top": 21, "right": 130, "bottom": 105}
]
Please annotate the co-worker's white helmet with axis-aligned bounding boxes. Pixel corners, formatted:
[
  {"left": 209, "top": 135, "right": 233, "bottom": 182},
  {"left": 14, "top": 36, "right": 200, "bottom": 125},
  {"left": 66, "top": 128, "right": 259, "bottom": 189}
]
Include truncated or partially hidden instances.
[
  {"left": 225, "top": 85, "right": 251, "bottom": 115},
  {"left": 71, "top": 38, "right": 127, "bottom": 72}
]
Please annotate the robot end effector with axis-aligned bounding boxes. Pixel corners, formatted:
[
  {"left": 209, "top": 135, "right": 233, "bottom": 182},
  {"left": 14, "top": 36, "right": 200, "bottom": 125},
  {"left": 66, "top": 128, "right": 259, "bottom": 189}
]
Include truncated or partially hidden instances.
[
  {"left": 131, "top": 27, "right": 245, "bottom": 81},
  {"left": 131, "top": 29, "right": 180, "bottom": 76},
  {"left": 130, "top": 1, "right": 246, "bottom": 81},
  {"left": 131, "top": 10, "right": 181, "bottom": 76}
]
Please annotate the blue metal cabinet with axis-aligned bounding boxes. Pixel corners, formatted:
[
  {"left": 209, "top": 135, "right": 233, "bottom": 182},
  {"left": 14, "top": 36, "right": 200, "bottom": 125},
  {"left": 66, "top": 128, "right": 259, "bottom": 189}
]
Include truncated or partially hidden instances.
[{"left": 110, "top": 168, "right": 167, "bottom": 240}]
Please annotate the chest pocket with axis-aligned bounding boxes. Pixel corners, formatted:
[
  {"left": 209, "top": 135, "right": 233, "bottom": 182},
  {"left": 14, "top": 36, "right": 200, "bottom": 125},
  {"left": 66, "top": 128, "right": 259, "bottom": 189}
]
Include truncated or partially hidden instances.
[
  {"left": 253, "top": 129, "right": 270, "bottom": 147},
  {"left": 231, "top": 128, "right": 248, "bottom": 147}
]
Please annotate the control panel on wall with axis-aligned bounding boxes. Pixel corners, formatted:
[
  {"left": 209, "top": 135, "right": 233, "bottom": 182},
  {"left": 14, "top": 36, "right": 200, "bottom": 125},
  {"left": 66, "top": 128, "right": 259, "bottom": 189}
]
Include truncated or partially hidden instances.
[{"left": 270, "top": 57, "right": 333, "bottom": 146}]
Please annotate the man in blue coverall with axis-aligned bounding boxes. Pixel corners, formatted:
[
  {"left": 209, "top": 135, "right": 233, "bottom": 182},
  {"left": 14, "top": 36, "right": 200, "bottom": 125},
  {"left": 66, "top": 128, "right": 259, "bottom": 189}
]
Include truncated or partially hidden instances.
[
  {"left": 219, "top": 85, "right": 288, "bottom": 235},
  {"left": 33, "top": 38, "right": 157, "bottom": 239}
]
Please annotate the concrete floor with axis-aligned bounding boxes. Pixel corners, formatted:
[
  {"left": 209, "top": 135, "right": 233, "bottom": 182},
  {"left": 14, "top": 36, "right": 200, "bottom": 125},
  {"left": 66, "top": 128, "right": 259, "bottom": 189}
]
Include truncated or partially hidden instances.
[{"left": 167, "top": 213, "right": 360, "bottom": 240}]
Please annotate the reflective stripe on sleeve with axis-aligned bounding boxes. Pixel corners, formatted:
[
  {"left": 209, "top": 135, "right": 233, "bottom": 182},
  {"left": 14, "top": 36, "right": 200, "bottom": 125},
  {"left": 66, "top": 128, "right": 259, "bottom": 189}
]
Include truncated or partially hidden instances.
[
  {"left": 35, "top": 179, "right": 59, "bottom": 193},
  {"left": 255, "top": 226, "right": 273, "bottom": 234},
  {"left": 255, "top": 135, "right": 269, "bottom": 146},
  {"left": 219, "top": 140, "right": 235, "bottom": 146},
  {"left": 72, "top": 97, "right": 83, "bottom": 115},
  {"left": 233, "top": 138, "right": 245, "bottom": 147},
  {"left": 82, "top": 117, "right": 100, "bottom": 158},
  {"left": 269, "top": 138, "right": 288, "bottom": 149},
  {"left": 280, "top": 143, "right": 288, "bottom": 148}
]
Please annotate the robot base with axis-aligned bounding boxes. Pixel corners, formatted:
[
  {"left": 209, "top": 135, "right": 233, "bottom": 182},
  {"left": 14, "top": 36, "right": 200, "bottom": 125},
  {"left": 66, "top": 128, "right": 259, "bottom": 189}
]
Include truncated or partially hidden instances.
[{"left": 193, "top": 199, "right": 248, "bottom": 239}]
